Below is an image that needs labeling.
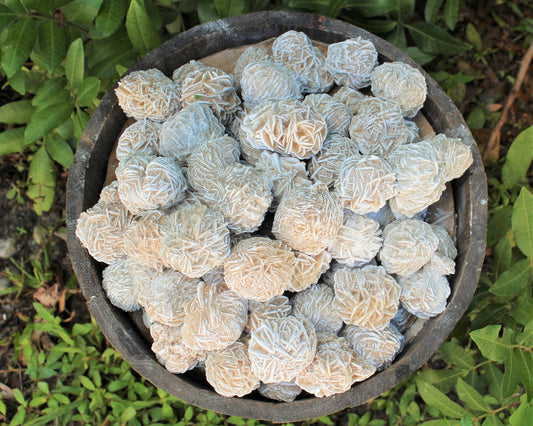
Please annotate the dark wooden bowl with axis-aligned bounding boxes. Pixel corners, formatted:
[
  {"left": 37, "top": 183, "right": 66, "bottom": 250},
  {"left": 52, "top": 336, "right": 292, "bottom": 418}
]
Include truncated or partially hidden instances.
[{"left": 66, "top": 11, "right": 487, "bottom": 422}]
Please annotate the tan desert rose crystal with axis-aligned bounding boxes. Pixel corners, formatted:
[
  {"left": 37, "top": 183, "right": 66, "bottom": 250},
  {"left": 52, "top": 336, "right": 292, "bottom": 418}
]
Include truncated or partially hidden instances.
[
  {"left": 160, "top": 204, "right": 230, "bottom": 278},
  {"left": 335, "top": 154, "right": 397, "bottom": 214},
  {"left": 325, "top": 37, "right": 378, "bottom": 89},
  {"left": 342, "top": 324, "right": 405, "bottom": 370},
  {"left": 138, "top": 269, "right": 200, "bottom": 326},
  {"left": 333, "top": 86, "right": 366, "bottom": 115},
  {"left": 249, "top": 316, "right": 317, "bottom": 383},
  {"left": 425, "top": 134, "right": 473, "bottom": 181},
  {"left": 246, "top": 295, "right": 292, "bottom": 333},
  {"left": 115, "top": 69, "right": 180, "bottom": 122},
  {"left": 371, "top": 61, "right": 427, "bottom": 118},
  {"left": 205, "top": 341, "right": 260, "bottom": 397},
  {"left": 431, "top": 224, "right": 458, "bottom": 260},
  {"left": 197, "top": 163, "right": 273, "bottom": 234},
  {"left": 123, "top": 211, "right": 167, "bottom": 270},
  {"left": 186, "top": 135, "right": 240, "bottom": 191},
  {"left": 309, "top": 134, "right": 361, "bottom": 187},
  {"left": 98, "top": 180, "right": 121, "bottom": 205},
  {"left": 258, "top": 381, "right": 302, "bottom": 402},
  {"left": 181, "top": 282, "right": 248, "bottom": 351},
  {"left": 273, "top": 182, "right": 343, "bottom": 255},
  {"left": 115, "top": 154, "right": 187, "bottom": 215},
  {"left": 328, "top": 211, "right": 383, "bottom": 267},
  {"left": 172, "top": 60, "right": 211, "bottom": 87},
  {"left": 233, "top": 46, "right": 272, "bottom": 89},
  {"left": 240, "top": 99, "right": 327, "bottom": 159},
  {"left": 116, "top": 120, "right": 161, "bottom": 162},
  {"left": 102, "top": 258, "right": 155, "bottom": 312},
  {"left": 295, "top": 332, "right": 376, "bottom": 397},
  {"left": 379, "top": 219, "right": 439, "bottom": 277},
  {"left": 333, "top": 265, "right": 400, "bottom": 330},
  {"left": 241, "top": 61, "right": 302, "bottom": 106},
  {"left": 291, "top": 283, "right": 343, "bottom": 334},
  {"left": 289, "top": 250, "right": 332, "bottom": 292},
  {"left": 272, "top": 30, "right": 333, "bottom": 93},
  {"left": 158, "top": 103, "right": 225, "bottom": 164},
  {"left": 303, "top": 93, "right": 351, "bottom": 136},
  {"left": 223, "top": 237, "right": 295, "bottom": 302},
  {"left": 427, "top": 251, "right": 456, "bottom": 276},
  {"left": 254, "top": 150, "right": 308, "bottom": 203},
  {"left": 386, "top": 140, "right": 446, "bottom": 218},
  {"left": 76, "top": 201, "right": 133, "bottom": 264},
  {"left": 151, "top": 322, "right": 203, "bottom": 374},
  {"left": 349, "top": 97, "right": 411, "bottom": 156},
  {"left": 180, "top": 66, "right": 240, "bottom": 121},
  {"left": 399, "top": 265, "right": 451, "bottom": 319}
]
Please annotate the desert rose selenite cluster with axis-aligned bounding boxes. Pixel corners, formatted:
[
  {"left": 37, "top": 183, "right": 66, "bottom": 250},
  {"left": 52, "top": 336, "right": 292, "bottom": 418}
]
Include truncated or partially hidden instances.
[{"left": 76, "top": 30, "right": 473, "bottom": 400}]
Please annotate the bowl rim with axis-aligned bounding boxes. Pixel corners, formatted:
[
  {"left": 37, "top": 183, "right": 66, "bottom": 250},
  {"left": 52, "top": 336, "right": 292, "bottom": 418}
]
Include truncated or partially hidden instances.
[{"left": 66, "top": 10, "right": 488, "bottom": 422}]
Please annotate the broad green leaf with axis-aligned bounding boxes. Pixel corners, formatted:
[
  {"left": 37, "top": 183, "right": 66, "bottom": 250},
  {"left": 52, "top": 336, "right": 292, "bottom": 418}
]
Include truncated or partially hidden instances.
[
  {"left": 87, "top": 29, "right": 137, "bottom": 78},
  {"left": 0, "top": 4, "right": 18, "bottom": 32},
  {"left": 27, "top": 146, "right": 55, "bottom": 214},
  {"left": 73, "top": 109, "right": 90, "bottom": 141},
  {"left": 214, "top": 0, "right": 247, "bottom": 17},
  {"left": 509, "top": 396, "right": 533, "bottom": 426},
  {"left": 121, "top": 406, "right": 137, "bottom": 423},
  {"left": 439, "top": 342, "right": 475, "bottom": 370},
  {"left": 419, "top": 421, "right": 460, "bottom": 426},
  {"left": 490, "top": 259, "right": 531, "bottom": 297},
  {"left": 1, "top": 16, "right": 36, "bottom": 78},
  {"left": 62, "top": 0, "right": 104, "bottom": 26},
  {"left": 7, "top": 68, "right": 26, "bottom": 95},
  {"left": 37, "top": 21, "right": 66, "bottom": 73},
  {"left": 512, "top": 297, "right": 533, "bottom": 326},
  {"left": 79, "top": 375, "right": 96, "bottom": 390},
  {"left": 424, "top": 0, "right": 444, "bottom": 22},
  {"left": 406, "top": 22, "right": 472, "bottom": 55},
  {"left": 126, "top": 0, "right": 160, "bottom": 54},
  {"left": 95, "top": 0, "right": 127, "bottom": 38},
  {"left": 484, "top": 363, "right": 504, "bottom": 404},
  {"left": 0, "top": 127, "right": 29, "bottom": 156},
  {"left": 387, "top": 24, "right": 406, "bottom": 49},
  {"left": 32, "top": 77, "right": 68, "bottom": 108},
  {"left": 456, "top": 378, "right": 491, "bottom": 413},
  {"left": 76, "top": 76, "right": 101, "bottom": 107},
  {"left": 25, "top": 101, "right": 74, "bottom": 144},
  {"left": 502, "top": 126, "right": 533, "bottom": 189},
  {"left": 493, "top": 236, "right": 512, "bottom": 279},
  {"left": 470, "top": 325, "right": 509, "bottom": 362},
  {"left": 512, "top": 187, "right": 533, "bottom": 258},
  {"left": 65, "top": 38, "right": 85, "bottom": 89},
  {"left": 501, "top": 348, "right": 521, "bottom": 398},
  {"left": 487, "top": 205, "right": 512, "bottom": 246},
  {"left": 466, "top": 23, "right": 483, "bottom": 51},
  {"left": 0, "top": 100, "right": 34, "bottom": 124},
  {"left": 443, "top": 0, "right": 459, "bottom": 30},
  {"left": 405, "top": 47, "right": 437, "bottom": 66},
  {"left": 466, "top": 106, "right": 485, "bottom": 129},
  {"left": 417, "top": 368, "right": 463, "bottom": 393},
  {"left": 416, "top": 379, "right": 470, "bottom": 419},
  {"left": 197, "top": 0, "right": 222, "bottom": 22},
  {"left": 514, "top": 349, "right": 533, "bottom": 400},
  {"left": 344, "top": 0, "right": 398, "bottom": 18},
  {"left": 45, "top": 134, "right": 74, "bottom": 168}
]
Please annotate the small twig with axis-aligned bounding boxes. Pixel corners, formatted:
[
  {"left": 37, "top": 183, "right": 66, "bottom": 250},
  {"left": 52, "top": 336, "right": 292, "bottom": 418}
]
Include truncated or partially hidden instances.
[{"left": 482, "top": 39, "right": 533, "bottom": 162}]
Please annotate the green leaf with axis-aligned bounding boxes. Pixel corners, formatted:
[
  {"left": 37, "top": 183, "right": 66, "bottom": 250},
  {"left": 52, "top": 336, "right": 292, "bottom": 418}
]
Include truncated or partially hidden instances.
[
  {"left": 76, "top": 76, "right": 101, "bottom": 107},
  {"left": 502, "top": 126, "right": 533, "bottom": 189},
  {"left": 415, "top": 379, "right": 470, "bottom": 419},
  {"left": 0, "top": 127, "right": 32, "bottom": 156},
  {"left": 405, "top": 47, "right": 437, "bottom": 66},
  {"left": 0, "top": 100, "right": 35, "bottom": 124},
  {"left": 87, "top": 29, "right": 137, "bottom": 78},
  {"left": 1, "top": 16, "right": 36, "bottom": 78},
  {"left": 514, "top": 349, "right": 533, "bottom": 400},
  {"left": 417, "top": 368, "right": 463, "bottom": 393},
  {"left": 344, "top": 0, "right": 398, "bottom": 18},
  {"left": 25, "top": 101, "right": 74, "bottom": 144},
  {"left": 0, "top": 4, "right": 18, "bottom": 33},
  {"left": 509, "top": 397, "right": 533, "bottom": 426},
  {"left": 487, "top": 205, "right": 512, "bottom": 246},
  {"left": 32, "top": 77, "right": 69, "bottom": 108},
  {"left": 439, "top": 342, "right": 475, "bottom": 370},
  {"left": 512, "top": 187, "right": 533, "bottom": 258},
  {"left": 456, "top": 378, "right": 491, "bottom": 413},
  {"left": 443, "top": 0, "right": 459, "bottom": 30},
  {"left": 73, "top": 109, "right": 90, "bottom": 141},
  {"left": 512, "top": 297, "right": 533, "bottom": 326},
  {"left": 501, "top": 348, "right": 521, "bottom": 398},
  {"left": 424, "top": 0, "right": 444, "bottom": 23},
  {"left": 121, "top": 406, "right": 137, "bottom": 423},
  {"left": 466, "top": 106, "right": 485, "bottom": 129},
  {"left": 7, "top": 68, "right": 26, "bottom": 95},
  {"left": 12, "top": 387, "right": 26, "bottom": 406},
  {"left": 45, "top": 133, "right": 74, "bottom": 168},
  {"left": 470, "top": 325, "right": 509, "bottom": 362},
  {"left": 27, "top": 146, "right": 55, "bottom": 215},
  {"left": 37, "top": 21, "right": 66, "bottom": 73},
  {"left": 490, "top": 259, "right": 531, "bottom": 297},
  {"left": 184, "top": 406, "right": 194, "bottom": 421},
  {"left": 79, "top": 375, "right": 96, "bottom": 391},
  {"left": 406, "top": 22, "right": 472, "bottom": 55},
  {"left": 197, "top": 0, "right": 221, "bottom": 22},
  {"left": 387, "top": 24, "right": 405, "bottom": 49},
  {"left": 62, "top": 0, "right": 104, "bottom": 26},
  {"left": 214, "top": 0, "right": 247, "bottom": 17},
  {"left": 95, "top": 0, "right": 127, "bottom": 37},
  {"left": 126, "top": 0, "right": 160, "bottom": 54},
  {"left": 484, "top": 363, "right": 505, "bottom": 404},
  {"left": 466, "top": 23, "right": 483, "bottom": 51},
  {"left": 65, "top": 38, "right": 85, "bottom": 89},
  {"left": 493, "top": 236, "right": 512, "bottom": 279}
]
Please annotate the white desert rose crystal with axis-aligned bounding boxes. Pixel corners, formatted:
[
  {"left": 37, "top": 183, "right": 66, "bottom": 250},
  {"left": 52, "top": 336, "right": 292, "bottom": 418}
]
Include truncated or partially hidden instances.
[
  {"left": 233, "top": 46, "right": 272, "bottom": 89},
  {"left": 303, "top": 93, "right": 351, "bottom": 136},
  {"left": 116, "top": 120, "right": 161, "bottom": 162},
  {"left": 246, "top": 295, "right": 292, "bottom": 333},
  {"left": 289, "top": 250, "right": 332, "bottom": 292},
  {"left": 123, "top": 211, "right": 167, "bottom": 270},
  {"left": 258, "top": 381, "right": 302, "bottom": 402}
]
